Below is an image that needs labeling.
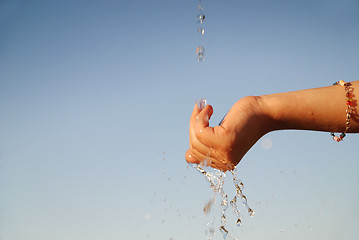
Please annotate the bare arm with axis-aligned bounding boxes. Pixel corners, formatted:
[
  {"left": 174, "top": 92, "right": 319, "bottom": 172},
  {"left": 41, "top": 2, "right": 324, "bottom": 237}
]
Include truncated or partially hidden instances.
[
  {"left": 185, "top": 80, "right": 358, "bottom": 171},
  {"left": 259, "top": 80, "right": 358, "bottom": 133}
]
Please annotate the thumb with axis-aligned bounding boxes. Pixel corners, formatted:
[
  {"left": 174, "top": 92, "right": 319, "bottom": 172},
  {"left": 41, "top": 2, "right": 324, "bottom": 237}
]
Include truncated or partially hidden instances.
[{"left": 195, "top": 104, "right": 213, "bottom": 131}]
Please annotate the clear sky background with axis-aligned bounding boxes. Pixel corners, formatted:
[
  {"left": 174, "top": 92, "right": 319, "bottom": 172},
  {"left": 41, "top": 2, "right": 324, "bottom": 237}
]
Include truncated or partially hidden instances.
[{"left": 1, "top": 0, "right": 358, "bottom": 239}]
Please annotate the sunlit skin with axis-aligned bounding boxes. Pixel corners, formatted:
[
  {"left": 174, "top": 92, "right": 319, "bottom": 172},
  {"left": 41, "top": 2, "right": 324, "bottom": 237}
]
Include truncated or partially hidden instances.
[{"left": 186, "top": 80, "right": 359, "bottom": 171}]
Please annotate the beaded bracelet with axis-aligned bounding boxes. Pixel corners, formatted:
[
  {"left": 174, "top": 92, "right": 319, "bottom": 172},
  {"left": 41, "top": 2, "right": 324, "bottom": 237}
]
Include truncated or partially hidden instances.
[{"left": 330, "top": 80, "right": 353, "bottom": 142}]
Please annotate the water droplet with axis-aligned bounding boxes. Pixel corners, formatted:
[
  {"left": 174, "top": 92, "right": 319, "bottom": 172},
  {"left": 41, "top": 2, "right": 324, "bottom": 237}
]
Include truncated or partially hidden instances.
[
  {"left": 196, "top": 46, "right": 205, "bottom": 62},
  {"left": 261, "top": 138, "right": 273, "bottom": 149},
  {"left": 197, "top": 14, "right": 205, "bottom": 23},
  {"left": 203, "top": 196, "right": 215, "bottom": 215},
  {"left": 197, "top": 1, "right": 204, "bottom": 12},
  {"left": 236, "top": 218, "right": 242, "bottom": 226},
  {"left": 219, "top": 225, "right": 228, "bottom": 237},
  {"left": 197, "top": 27, "right": 205, "bottom": 35},
  {"left": 145, "top": 213, "right": 151, "bottom": 220},
  {"left": 248, "top": 208, "right": 255, "bottom": 217}
]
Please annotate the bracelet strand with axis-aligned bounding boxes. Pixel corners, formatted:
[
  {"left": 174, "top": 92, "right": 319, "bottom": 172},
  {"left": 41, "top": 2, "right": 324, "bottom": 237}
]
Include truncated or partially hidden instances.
[{"left": 331, "top": 80, "right": 353, "bottom": 142}]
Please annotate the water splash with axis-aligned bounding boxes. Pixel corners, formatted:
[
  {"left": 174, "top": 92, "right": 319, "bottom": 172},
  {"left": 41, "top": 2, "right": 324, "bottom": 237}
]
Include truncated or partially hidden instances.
[
  {"left": 230, "top": 168, "right": 255, "bottom": 218},
  {"left": 192, "top": 163, "right": 254, "bottom": 239},
  {"left": 230, "top": 196, "right": 241, "bottom": 226}
]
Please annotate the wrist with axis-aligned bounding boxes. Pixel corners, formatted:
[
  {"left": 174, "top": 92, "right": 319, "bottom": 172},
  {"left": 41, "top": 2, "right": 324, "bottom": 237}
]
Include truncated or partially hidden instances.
[{"left": 256, "top": 94, "right": 282, "bottom": 132}]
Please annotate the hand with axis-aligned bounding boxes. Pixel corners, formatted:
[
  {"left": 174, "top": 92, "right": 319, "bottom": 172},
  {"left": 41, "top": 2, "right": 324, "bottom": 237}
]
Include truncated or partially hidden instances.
[{"left": 185, "top": 96, "right": 271, "bottom": 171}]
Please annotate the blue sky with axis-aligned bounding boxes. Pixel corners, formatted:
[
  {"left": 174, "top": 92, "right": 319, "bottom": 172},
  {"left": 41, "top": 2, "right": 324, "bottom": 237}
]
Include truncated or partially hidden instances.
[{"left": 1, "top": 0, "right": 358, "bottom": 239}]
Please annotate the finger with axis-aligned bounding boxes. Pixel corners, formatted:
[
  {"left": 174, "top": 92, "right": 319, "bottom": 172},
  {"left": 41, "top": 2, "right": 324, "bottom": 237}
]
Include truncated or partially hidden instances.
[
  {"left": 195, "top": 105, "right": 213, "bottom": 130},
  {"left": 188, "top": 134, "right": 215, "bottom": 162},
  {"left": 187, "top": 148, "right": 231, "bottom": 172},
  {"left": 189, "top": 127, "right": 222, "bottom": 165},
  {"left": 185, "top": 148, "right": 208, "bottom": 164},
  {"left": 190, "top": 103, "right": 201, "bottom": 125},
  {"left": 186, "top": 148, "right": 216, "bottom": 167},
  {"left": 210, "top": 160, "right": 235, "bottom": 172},
  {"left": 193, "top": 105, "right": 216, "bottom": 148},
  {"left": 185, "top": 149, "right": 200, "bottom": 164},
  {"left": 190, "top": 129, "right": 222, "bottom": 160},
  {"left": 191, "top": 136, "right": 234, "bottom": 171},
  {"left": 189, "top": 104, "right": 213, "bottom": 154},
  {"left": 188, "top": 139, "right": 225, "bottom": 167}
]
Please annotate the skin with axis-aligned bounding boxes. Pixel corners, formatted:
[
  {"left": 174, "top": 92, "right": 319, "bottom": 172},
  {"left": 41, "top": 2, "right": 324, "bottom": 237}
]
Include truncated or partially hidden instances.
[{"left": 185, "top": 80, "right": 359, "bottom": 171}]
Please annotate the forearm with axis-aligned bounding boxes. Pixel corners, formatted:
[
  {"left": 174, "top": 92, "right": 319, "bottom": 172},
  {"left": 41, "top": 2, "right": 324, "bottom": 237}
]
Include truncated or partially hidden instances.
[{"left": 259, "top": 80, "right": 359, "bottom": 133}]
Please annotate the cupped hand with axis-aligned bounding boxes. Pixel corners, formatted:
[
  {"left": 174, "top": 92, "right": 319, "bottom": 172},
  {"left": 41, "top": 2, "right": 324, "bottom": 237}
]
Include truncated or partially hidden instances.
[{"left": 185, "top": 96, "right": 271, "bottom": 171}]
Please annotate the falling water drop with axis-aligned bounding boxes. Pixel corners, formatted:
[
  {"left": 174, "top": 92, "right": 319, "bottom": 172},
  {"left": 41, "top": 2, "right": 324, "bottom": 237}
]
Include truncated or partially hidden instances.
[
  {"left": 195, "top": 0, "right": 205, "bottom": 62},
  {"left": 196, "top": 46, "right": 205, "bottom": 62},
  {"left": 197, "top": 27, "right": 205, "bottom": 35},
  {"left": 197, "top": 0, "right": 204, "bottom": 12},
  {"left": 197, "top": 14, "right": 205, "bottom": 23}
]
